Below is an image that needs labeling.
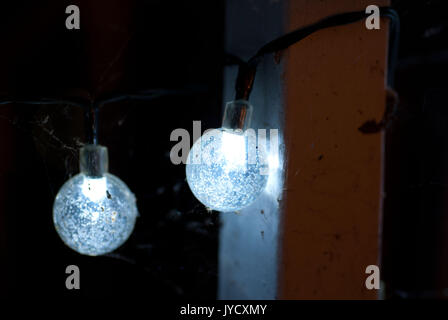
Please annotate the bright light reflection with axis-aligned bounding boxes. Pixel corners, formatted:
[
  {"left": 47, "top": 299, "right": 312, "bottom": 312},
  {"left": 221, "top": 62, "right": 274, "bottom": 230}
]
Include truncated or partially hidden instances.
[
  {"left": 81, "top": 177, "right": 107, "bottom": 202},
  {"left": 221, "top": 131, "right": 246, "bottom": 172}
]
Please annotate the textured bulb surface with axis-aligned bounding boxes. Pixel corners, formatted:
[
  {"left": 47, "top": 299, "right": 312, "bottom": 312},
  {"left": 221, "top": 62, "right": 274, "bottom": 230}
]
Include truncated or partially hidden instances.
[
  {"left": 186, "top": 129, "right": 268, "bottom": 212},
  {"left": 53, "top": 173, "right": 138, "bottom": 256}
]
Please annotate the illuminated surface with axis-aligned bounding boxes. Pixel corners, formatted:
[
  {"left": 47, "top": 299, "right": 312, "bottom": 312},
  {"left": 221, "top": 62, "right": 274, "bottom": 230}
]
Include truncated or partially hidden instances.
[
  {"left": 186, "top": 129, "right": 268, "bottom": 212},
  {"left": 53, "top": 173, "right": 138, "bottom": 256}
]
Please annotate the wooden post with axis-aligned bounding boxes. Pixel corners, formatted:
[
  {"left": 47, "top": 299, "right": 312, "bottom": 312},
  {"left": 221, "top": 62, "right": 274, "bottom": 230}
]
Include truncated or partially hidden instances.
[{"left": 279, "top": 0, "right": 390, "bottom": 299}]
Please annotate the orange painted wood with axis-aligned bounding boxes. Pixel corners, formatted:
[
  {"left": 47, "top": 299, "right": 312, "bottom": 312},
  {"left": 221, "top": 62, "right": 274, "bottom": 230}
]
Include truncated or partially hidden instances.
[{"left": 279, "top": 0, "right": 389, "bottom": 299}]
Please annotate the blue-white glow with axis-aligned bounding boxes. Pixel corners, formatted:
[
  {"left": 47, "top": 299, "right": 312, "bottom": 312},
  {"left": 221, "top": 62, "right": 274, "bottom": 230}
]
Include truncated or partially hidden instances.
[
  {"left": 186, "top": 129, "right": 269, "bottom": 212},
  {"left": 53, "top": 173, "right": 138, "bottom": 256}
]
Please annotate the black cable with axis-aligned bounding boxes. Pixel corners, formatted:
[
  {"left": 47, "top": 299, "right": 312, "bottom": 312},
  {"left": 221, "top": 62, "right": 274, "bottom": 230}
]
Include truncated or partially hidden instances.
[
  {"left": 85, "top": 103, "right": 99, "bottom": 145},
  {"left": 0, "top": 87, "right": 202, "bottom": 145},
  {"left": 88, "top": 87, "right": 205, "bottom": 144},
  {"left": 224, "top": 53, "right": 246, "bottom": 67},
  {"left": 0, "top": 8, "right": 401, "bottom": 140},
  {"left": 94, "top": 88, "right": 198, "bottom": 109},
  {"left": 234, "top": 7, "right": 400, "bottom": 100},
  {"left": 0, "top": 97, "right": 87, "bottom": 109},
  {"left": 0, "top": 96, "right": 100, "bottom": 145}
]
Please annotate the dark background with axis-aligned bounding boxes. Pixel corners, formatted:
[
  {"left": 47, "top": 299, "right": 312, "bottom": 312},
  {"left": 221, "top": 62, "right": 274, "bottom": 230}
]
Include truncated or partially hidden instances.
[
  {"left": 0, "top": 0, "right": 224, "bottom": 299},
  {"left": 1, "top": 0, "right": 448, "bottom": 300},
  {"left": 383, "top": 0, "right": 448, "bottom": 298}
]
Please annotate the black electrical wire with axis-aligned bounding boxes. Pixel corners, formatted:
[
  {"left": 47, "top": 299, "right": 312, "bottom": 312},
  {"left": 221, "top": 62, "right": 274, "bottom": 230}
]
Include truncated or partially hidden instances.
[
  {"left": 0, "top": 96, "right": 98, "bottom": 144},
  {"left": 0, "top": 97, "right": 87, "bottom": 109},
  {"left": 94, "top": 88, "right": 200, "bottom": 109},
  {"left": 0, "top": 7, "right": 400, "bottom": 143},
  {"left": 85, "top": 103, "right": 99, "bottom": 145},
  {"left": 224, "top": 53, "right": 246, "bottom": 67},
  {"left": 0, "top": 87, "right": 203, "bottom": 145},
  {"left": 0, "top": 97, "right": 98, "bottom": 145},
  {"left": 234, "top": 7, "right": 400, "bottom": 100},
  {"left": 87, "top": 87, "right": 205, "bottom": 144}
]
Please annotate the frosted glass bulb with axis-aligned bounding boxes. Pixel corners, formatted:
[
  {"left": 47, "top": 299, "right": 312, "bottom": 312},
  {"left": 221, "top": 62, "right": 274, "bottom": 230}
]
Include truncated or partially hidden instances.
[
  {"left": 53, "top": 145, "right": 138, "bottom": 256},
  {"left": 186, "top": 128, "right": 268, "bottom": 212}
]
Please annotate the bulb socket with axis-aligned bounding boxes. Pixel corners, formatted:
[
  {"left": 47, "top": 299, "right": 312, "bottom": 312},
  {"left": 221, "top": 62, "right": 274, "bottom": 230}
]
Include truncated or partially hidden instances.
[
  {"left": 80, "top": 144, "right": 109, "bottom": 178},
  {"left": 221, "top": 100, "right": 253, "bottom": 132}
]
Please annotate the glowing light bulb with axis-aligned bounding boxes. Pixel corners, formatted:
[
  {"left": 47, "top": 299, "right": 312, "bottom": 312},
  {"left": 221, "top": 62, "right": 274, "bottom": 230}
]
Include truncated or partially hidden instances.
[
  {"left": 186, "top": 100, "right": 269, "bottom": 212},
  {"left": 53, "top": 145, "right": 138, "bottom": 256}
]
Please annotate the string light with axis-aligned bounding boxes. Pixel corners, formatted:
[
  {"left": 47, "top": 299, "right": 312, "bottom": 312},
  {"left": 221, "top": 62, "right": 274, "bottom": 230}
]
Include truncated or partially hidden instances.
[
  {"left": 53, "top": 144, "right": 138, "bottom": 256},
  {"left": 0, "top": 7, "right": 400, "bottom": 250},
  {"left": 186, "top": 100, "right": 269, "bottom": 212},
  {"left": 185, "top": 7, "right": 399, "bottom": 213}
]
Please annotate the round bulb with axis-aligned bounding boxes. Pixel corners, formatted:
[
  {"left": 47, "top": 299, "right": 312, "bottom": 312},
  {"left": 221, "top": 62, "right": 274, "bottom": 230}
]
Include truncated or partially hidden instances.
[
  {"left": 53, "top": 145, "right": 138, "bottom": 256},
  {"left": 186, "top": 128, "right": 268, "bottom": 212}
]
